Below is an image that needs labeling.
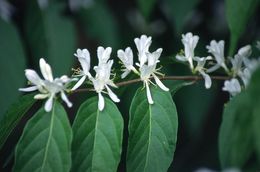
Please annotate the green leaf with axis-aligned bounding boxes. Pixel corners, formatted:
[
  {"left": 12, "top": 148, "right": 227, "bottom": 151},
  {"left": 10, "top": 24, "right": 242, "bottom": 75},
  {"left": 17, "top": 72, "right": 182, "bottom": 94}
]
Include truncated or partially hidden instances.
[
  {"left": 218, "top": 91, "right": 253, "bottom": 168},
  {"left": 0, "top": 93, "right": 36, "bottom": 150},
  {"left": 72, "top": 96, "right": 123, "bottom": 172},
  {"left": 219, "top": 68, "right": 260, "bottom": 169},
  {"left": 127, "top": 86, "right": 178, "bottom": 172},
  {"left": 0, "top": 18, "right": 27, "bottom": 119},
  {"left": 13, "top": 101, "right": 72, "bottom": 172},
  {"left": 78, "top": 1, "right": 120, "bottom": 48},
  {"left": 137, "top": 0, "right": 156, "bottom": 20},
  {"left": 24, "top": 0, "right": 76, "bottom": 76},
  {"left": 163, "top": 0, "right": 200, "bottom": 34},
  {"left": 226, "top": 0, "right": 259, "bottom": 55}
]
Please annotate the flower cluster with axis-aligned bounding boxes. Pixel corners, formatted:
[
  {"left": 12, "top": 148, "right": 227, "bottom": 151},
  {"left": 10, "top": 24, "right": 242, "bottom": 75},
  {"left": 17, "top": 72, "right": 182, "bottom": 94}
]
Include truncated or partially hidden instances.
[
  {"left": 20, "top": 34, "right": 260, "bottom": 112},
  {"left": 19, "top": 58, "right": 73, "bottom": 112},
  {"left": 117, "top": 35, "right": 169, "bottom": 104},
  {"left": 176, "top": 32, "right": 260, "bottom": 96}
]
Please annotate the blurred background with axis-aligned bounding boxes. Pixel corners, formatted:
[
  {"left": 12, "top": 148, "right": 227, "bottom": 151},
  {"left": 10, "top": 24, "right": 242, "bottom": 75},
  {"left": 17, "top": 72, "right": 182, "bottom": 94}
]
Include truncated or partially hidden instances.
[{"left": 0, "top": 0, "right": 259, "bottom": 171}]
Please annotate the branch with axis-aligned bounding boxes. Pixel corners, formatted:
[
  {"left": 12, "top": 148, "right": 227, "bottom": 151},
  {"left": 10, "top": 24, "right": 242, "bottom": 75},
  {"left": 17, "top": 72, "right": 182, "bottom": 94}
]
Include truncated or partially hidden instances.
[{"left": 71, "top": 75, "right": 230, "bottom": 94}]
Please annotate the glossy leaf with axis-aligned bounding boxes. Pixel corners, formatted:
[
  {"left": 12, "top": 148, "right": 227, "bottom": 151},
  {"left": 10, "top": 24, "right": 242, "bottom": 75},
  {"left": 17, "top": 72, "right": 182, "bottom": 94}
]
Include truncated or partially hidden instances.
[
  {"left": 0, "top": 93, "right": 35, "bottom": 150},
  {"left": 226, "top": 0, "right": 259, "bottom": 55},
  {"left": 0, "top": 18, "right": 27, "bottom": 119},
  {"left": 219, "top": 68, "right": 260, "bottom": 169},
  {"left": 72, "top": 97, "right": 123, "bottom": 172},
  {"left": 24, "top": 0, "right": 76, "bottom": 76},
  {"left": 219, "top": 91, "right": 253, "bottom": 168},
  {"left": 127, "top": 86, "right": 178, "bottom": 172},
  {"left": 13, "top": 101, "right": 72, "bottom": 172}
]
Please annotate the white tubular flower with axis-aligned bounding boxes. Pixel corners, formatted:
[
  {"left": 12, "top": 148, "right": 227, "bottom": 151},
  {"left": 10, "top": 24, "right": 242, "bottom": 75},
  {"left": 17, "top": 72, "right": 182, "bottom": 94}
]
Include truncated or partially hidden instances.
[
  {"left": 117, "top": 47, "right": 138, "bottom": 78},
  {"left": 194, "top": 56, "right": 212, "bottom": 89},
  {"left": 222, "top": 78, "right": 241, "bottom": 96},
  {"left": 230, "top": 54, "right": 243, "bottom": 77},
  {"left": 206, "top": 40, "right": 228, "bottom": 73},
  {"left": 19, "top": 58, "right": 73, "bottom": 112},
  {"left": 176, "top": 32, "right": 199, "bottom": 70},
  {"left": 240, "top": 58, "right": 260, "bottom": 86},
  {"left": 134, "top": 35, "right": 152, "bottom": 67},
  {"left": 97, "top": 46, "right": 112, "bottom": 65},
  {"left": 91, "top": 56, "right": 120, "bottom": 111},
  {"left": 140, "top": 48, "right": 169, "bottom": 104},
  {"left": 72, "top": 48, "right": 91, "bottom": 90}
]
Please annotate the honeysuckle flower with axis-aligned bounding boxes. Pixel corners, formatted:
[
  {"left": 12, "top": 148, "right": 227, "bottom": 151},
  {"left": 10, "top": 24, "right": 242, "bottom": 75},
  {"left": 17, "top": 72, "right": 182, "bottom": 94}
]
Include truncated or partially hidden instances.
[
  {"left": 134, "top": 35, "right": 152, "bottom": 67},
  {"left": 176, "top": 32, "right": 199, "bottom": 70},
  {"left": 91, "top": 60, "right": 120, "bottom": 111},
  {"left": 206, "top": 40, "right": 229, "bottom": 73},
  {"left": 139, "top": 48, "right": 169, "bottom": 104},
  {"left": 222, "top": 78, "right": 241, "bottom": 96},
  {"left": 19, "top": 58, "right": 73, "bottom": 112},
  {"left": 0, "top": 0, "right": 14, "bottom": 22},
  {"left": 72, "top": 48, "right": 92, "bottom": 90},
  {"left": 97, "top": 46, "right": 112, "bottom": 65},
  {"left": 240, "top": 58, "right": 260, "bottom": 86},
  {"left": 194, "top": 56, "right": 212, "bottom": 89},
  {"left": 117, "top": 47, "right": 138, "bottom": 78}
]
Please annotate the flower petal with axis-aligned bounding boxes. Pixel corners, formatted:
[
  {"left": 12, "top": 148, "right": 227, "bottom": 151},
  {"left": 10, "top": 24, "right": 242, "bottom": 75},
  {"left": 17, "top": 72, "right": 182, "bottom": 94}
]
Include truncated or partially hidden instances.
[
  {"left": 61, "top": 91, "right": 72, "bottom": 108},
  {"left": 25, "top": 69, "right": 42, "bottom": 86},
  {"left": 121, "top": 70, "right": 131, "bottom": 79},
  {"left": 34, "top": 94, "right": 48, "bottom": 99},
  {"left": 98, "top": 92, "right": 105, "bottom": 111},
  {"left": 145, "top": 81, "right": 154, "bottom": 104},
  {"left": 39, "top": 58, "right": 53, "bottom": 81},
  {"left": 19, "top": 86, "right": 38, "bottom": 92},
  {"left": 200, "top": 71, "right": 212, "bottom": 89},
  {"left": 44, "top": 95, "right": 54, "bottom": 112},
  {"left": 153, "top": 74, "right": 169, "bottom": 91},
  {"left": 105, "top": 85, "right": 120, "bottom": 102},
  {"left": 71, "top": 75, "right": 87, "bottom": 91}
]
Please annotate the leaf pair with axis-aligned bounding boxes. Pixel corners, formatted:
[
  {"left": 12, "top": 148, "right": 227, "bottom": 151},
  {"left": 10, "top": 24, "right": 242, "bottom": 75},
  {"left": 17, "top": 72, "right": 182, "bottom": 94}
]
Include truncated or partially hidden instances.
[{"left": 10, "top": 85, "right": 180, "bottom": 172}]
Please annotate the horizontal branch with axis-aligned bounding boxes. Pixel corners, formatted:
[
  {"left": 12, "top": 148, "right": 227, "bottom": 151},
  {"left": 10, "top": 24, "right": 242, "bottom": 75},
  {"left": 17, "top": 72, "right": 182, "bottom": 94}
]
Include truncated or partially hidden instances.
[{"left": 71, "top": 75, "right": 230, "bottom": 94}]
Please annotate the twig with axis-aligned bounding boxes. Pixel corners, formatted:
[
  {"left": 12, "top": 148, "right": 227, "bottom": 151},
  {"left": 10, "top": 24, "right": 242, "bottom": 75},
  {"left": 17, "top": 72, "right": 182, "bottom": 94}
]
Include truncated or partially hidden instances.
[{"left": 71, "top": 75, "right": 230, "bottom": 94}]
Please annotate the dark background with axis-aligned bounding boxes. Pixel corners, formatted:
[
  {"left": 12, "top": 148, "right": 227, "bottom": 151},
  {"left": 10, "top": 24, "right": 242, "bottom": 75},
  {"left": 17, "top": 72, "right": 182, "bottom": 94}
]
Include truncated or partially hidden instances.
[{"left": 0, "top": 0, "right": 259, "bottom": 171}]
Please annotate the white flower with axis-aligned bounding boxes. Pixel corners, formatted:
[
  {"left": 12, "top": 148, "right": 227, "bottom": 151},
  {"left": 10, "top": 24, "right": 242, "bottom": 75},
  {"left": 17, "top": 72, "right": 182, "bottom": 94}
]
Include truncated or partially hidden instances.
[
  {"left": 240, "top": 57, "right": 260, "bottom": 86},
  {"left": 206, "top": 40, "right": 228, "bottom": 73},
  {"left": 222, "top": 78, "right": 241, "bottom": 96},
  {"left": 194, "top": 56, "right": 212, "bottom": 89},
  {"left": 117, "top": 47, "right": 138, "bottom": 78},
  {"left": 72, "top": 48, "right": 91, "bottom": 90},
  {"left": 140, "top": 48, "right": 169, "bottom": 104},
  {"left": 19, "top": 58, "right": 73, "bottom": 112},
  {"left": 91, "top": 48, "right": 119, "bottom": 111},
  {"left": 97, "top": 46, "right": 112, "bottom": 65},
  {"left": 134, "top": 35, "right": 152, "bottom": 67},
  {"left": 176, "top": 32, "right": 199, "bottom": 70}
]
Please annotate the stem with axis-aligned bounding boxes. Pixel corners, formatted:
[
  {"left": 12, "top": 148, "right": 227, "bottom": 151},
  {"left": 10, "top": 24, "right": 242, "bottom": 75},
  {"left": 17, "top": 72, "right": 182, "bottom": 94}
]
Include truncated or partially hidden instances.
[{"left": 71, "top": 75, "right": 230, "bottom": 94}]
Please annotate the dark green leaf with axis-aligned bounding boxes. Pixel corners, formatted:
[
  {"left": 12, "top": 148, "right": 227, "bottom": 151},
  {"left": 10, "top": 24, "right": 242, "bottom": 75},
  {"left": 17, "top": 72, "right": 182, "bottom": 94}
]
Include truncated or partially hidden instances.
[
  {"left": 0, "top": 93, "right": 35, "bottom": 150},
  {"left": 72, "top": 96, "right": 123, "bottom": 172},
  {"left": 24, "top": 0, "right": 76, "bottom": 76},
  {"left": 226, "top": 0, "right": 259, "bottom": 55},
  {"left": 0, "top": 18, "right": 27, "bottom": 119},
  {"left": 127, "top": 86, "right": 178, "bottom": 172},
  {"left": 219, "top": 68, "right": 260, "bottom": 169},
  {"left": 13, "top": 101, "right": 72, "bottom": 172},
  {"left": 218, "top": 91, "right": 253, "bottom": 168}
]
